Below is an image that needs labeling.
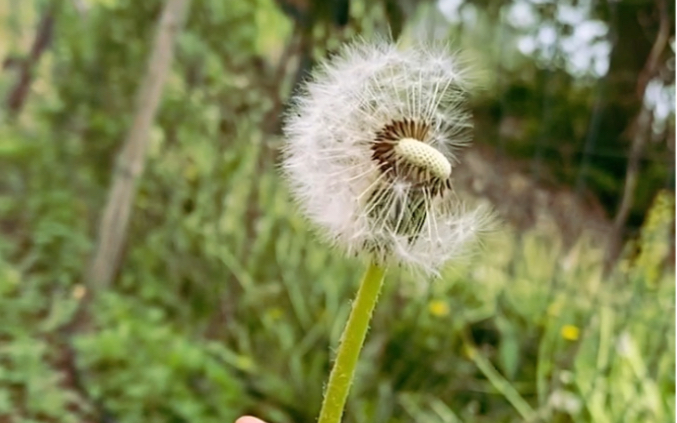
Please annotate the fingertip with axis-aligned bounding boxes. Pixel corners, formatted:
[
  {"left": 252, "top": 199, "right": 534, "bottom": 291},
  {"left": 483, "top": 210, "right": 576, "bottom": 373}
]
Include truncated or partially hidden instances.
[{"left": 235, "top": 416, "right": 267, "bottom": 423}]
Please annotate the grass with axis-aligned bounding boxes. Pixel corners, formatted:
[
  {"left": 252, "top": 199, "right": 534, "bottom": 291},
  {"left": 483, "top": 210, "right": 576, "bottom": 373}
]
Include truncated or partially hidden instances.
[
  {"left": 0, "top": 1, "right": 673, "bottom": 417},
  {"left": 1, "top": 115, "right": 673, "bottom": 422}
]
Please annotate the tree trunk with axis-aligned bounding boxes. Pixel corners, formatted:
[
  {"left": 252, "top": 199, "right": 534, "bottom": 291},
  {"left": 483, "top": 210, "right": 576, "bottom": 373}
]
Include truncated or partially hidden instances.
[
  {"left": 604, "top": 106, "right": 653, "bottom": 272},
  {"left": 4, "top": 0, "right": 60, "bottom": 117},
  {"left": 604, "top": 0, "right": 671, "bottom": 272},
  {"left": 86, "top": 0, "right": 192, "bottom": 290}
]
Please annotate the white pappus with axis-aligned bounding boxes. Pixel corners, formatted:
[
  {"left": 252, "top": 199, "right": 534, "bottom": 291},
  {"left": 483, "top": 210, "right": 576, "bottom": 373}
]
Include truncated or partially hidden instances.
[{"left": 281, "top": 39, "right": 492, "bottom": 275}]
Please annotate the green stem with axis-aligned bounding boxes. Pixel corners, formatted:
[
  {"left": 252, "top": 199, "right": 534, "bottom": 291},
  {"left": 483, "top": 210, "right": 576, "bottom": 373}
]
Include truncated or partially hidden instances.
[
  {"left": 317, "top": 262, "right": 387, "bottom": 423},
  {"left": 461, "top": 332, "right": 536, "bottom": 421}
]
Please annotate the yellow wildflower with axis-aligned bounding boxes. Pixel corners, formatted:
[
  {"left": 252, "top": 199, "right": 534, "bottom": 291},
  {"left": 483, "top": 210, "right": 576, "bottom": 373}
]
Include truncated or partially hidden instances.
[
  {"left": 428, "top": 299, "right": 450, "bottom": 317},
  {"left": 561, "top": 325, "right": 580, "bottom": 341}
]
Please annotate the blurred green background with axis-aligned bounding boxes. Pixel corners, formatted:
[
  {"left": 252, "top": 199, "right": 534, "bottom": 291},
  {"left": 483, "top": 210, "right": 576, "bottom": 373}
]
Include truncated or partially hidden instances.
[{"left": 0, "top": 0, "right": 674, "bottom": 422}]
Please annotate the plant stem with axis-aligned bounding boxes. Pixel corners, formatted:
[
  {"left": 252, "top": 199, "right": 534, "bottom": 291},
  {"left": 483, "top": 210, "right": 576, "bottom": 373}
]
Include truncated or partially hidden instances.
[
  {"left": 317, "top": 262, "right": 386, "bottom": 423},
  {"left": 461, "top": 333, "right": 536, "bottom": 421}
]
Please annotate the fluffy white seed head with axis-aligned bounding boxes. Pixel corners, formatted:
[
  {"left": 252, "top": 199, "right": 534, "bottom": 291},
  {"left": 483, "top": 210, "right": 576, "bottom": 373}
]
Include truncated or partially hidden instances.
[{"left": 282, "top": 39, "right": 491, "bottom": 275}]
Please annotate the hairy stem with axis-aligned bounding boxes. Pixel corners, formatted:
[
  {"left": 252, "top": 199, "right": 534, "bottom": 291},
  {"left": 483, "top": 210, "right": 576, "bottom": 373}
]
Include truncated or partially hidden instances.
[{"left": 317, "top": 262, "right": 386, "bottom": 423}]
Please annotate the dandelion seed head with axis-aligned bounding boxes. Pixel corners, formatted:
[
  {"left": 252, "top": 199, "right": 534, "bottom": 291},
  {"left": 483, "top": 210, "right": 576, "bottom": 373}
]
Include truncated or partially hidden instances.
[{"left": 282, "top": 38, "right": 491, "bottom": 275}]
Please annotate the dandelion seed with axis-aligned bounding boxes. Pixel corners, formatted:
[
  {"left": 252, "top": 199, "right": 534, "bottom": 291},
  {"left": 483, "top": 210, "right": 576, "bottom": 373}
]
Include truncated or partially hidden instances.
[{"left": 282, "top": 39, "right": 490, "bottom": 275}]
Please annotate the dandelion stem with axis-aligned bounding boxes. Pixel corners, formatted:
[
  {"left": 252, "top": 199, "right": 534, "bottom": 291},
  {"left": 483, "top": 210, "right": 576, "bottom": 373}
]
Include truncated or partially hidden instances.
[{"left": 317, "top": 262, "right": 386, "bottom": 423}]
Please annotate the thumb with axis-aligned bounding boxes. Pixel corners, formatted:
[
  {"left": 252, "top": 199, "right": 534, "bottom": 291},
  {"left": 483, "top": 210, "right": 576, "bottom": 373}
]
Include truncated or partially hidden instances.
[{"left": 235, "top": 417, "right": 268, "bottom": 423}]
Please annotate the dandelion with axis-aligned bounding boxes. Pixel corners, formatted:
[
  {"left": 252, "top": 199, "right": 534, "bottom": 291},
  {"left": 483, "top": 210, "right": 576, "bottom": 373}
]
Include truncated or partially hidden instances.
[
  {"left": 281, "top": 38, "right": 490, "bottom": 423},
  {"left": 283, "top": 39, "right": 491, "bottom": 275},
  {"left": 561, "top": 324, "right": 580, "bottom": 341},
  {"left": 428, "top": 299, "right": 451, "bottom": 317}
]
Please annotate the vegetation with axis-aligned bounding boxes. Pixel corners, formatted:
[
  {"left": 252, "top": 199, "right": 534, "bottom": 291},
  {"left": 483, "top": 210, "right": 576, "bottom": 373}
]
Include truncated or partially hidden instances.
[{"left": 0, "top": 0, "right": 674, "bottom": 422}]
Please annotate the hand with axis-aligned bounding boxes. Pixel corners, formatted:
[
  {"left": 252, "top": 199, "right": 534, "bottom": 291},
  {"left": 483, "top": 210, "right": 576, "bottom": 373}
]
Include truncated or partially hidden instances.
[{"left": 235, "top": 417, "right": 267, "bottom": 423}]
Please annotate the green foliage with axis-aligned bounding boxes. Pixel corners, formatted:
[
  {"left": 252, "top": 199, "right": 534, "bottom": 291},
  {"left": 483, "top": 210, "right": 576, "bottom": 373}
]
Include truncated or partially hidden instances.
[
  {"left": 0, "top": 1, "right": 674, "bottom": 423},
  {"left": 75, "top": 294, "right": 247, "bottom": 423},
  {"left": 1, "top": 161, "right": 674, "bottom": 423},
  {"left": 0, "top": 264, "right": 83, "bottom": 422}
]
